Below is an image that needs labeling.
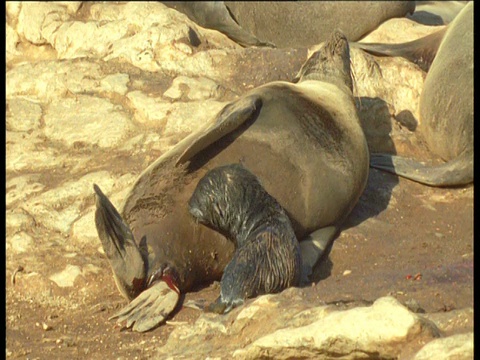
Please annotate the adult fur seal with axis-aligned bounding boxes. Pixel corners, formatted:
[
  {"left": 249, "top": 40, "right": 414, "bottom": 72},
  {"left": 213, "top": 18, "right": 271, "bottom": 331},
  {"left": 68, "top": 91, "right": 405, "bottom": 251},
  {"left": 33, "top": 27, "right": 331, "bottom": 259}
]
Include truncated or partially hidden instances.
[
  {"left": 366, "top": 2, "right": 473, "bottom": 186},
  {"left": 189, "top": 164, "right": 301, "bottom": 314},
  {"left": 94, "top": 30, "right": 369, "bottom": 332},
  {"left": 164, "top": 1, "right": 415, "bottom": 48}
]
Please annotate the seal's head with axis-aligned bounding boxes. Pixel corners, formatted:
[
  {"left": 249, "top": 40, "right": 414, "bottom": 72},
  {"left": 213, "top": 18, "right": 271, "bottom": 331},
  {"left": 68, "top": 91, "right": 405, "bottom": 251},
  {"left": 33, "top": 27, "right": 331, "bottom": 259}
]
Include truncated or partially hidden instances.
[
  {"left": 189, "top": 164, "right": 301, "bottom": 314},
  {"left": 293, "top": 29, "right": 353, "bottom": 92}
]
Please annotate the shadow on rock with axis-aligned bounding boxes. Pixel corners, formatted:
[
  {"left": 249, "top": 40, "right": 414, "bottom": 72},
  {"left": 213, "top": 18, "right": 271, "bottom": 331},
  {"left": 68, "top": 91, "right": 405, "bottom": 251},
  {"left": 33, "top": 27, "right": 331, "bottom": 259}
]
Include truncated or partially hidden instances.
[{"left": 344, "top": 96, "right": 400, "bottom": 229}]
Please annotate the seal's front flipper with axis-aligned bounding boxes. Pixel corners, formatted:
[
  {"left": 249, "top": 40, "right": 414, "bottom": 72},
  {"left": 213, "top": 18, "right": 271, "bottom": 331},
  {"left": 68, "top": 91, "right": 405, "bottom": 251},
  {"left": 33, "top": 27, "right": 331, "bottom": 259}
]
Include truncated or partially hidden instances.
[
  {"left": 299, "top": 226, "right": 338, "bottom": 284},
  {"left": 176, "top": 95, "right": 262, "bottom": 165},
  {"left": 93, "top": 184, "right": 146, "bottom": 300},
  {"left": 370, "top": 153, "right": 473, "bottom": 187},
  {"left": 214, "top": 3, "right": 276, "bottom": 47},
  {"left": 166, "top": 2, "right": 275, "bottom": 48},
  {"left": 109, "top": 281, "right": 180, "bottom": 332}
]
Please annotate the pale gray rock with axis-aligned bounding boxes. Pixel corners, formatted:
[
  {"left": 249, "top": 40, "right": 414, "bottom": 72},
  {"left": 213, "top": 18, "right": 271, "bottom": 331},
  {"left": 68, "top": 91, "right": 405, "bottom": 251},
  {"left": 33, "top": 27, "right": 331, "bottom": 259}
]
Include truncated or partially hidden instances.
[
  {"left": 44, "top": 95, "right": 133, "bottom": 148},
  {"left": 82, "top": 264, "right": 103, "bottom": 277},
  {"left": 71, "top": 173, "right": 136, "bottom": 246},
  {"left": 163, "top": 76, "right": 222, "bottom": 101},
  {"left": 6, "top": 24, "right": 21, "bottom": 63},
  {"left": 6, "top": 2, "right": 21, "bottom": 22},
  {"left": 71, "top": 209, "right": 101, "bottom": 246},
  {"left": 22, "top": 203, "right": 80, "bottom": 235},
  {"left": 158, "top": 296, "right": 440, "bottom": 359},
  {"left": 34, "top": 170, "right": 113, "bottom": 208},
  {"left": 234, "top": 297, "right": 439, "bottom": 359},
  {"left": 100, "top": 73, "right": 130, "bottom": 96},
  {"left": 89, "top": 2, "right": 184, "bottom": 27},
  {"left": 349, "top": 47, "right": 425, "bottom": 154},
  {"left": 6, "top": 174, "right": 45, "bottom": 208},
  {"left": 49, "top": 264, "right": 83, "bottom": 288},
  {"left": 163, "top": 100, "right": 228, "bottom": 136},
  {"left": 6, "top": 97, "right": 42, "bottom": 132},
  {"left": 6, "top": 61, "right": 104, "bottom": 101},
  {"left": 421, "top": 308, "right": 474, "bottom": 334},
  {"left": 127, "top": 90, "right": 227, "bottom": 133},
  {"left": 6, "top": 62, "right": 129, "bottom": 101},
  {"left": 6, "top": 131, "right": 69, "bottom": 173},
  {"left": 359, "top": 18, "right": 443, "bottom": 44},
  {"left": 413, "top": 332, "right": 473, "bottom": 360},
  {"left": 7, "top": 232, "right": 34, "bottom": 254},
  {"left": 118, "top": 132, "right": 184, "bottom": 155},
  {"left": 127, "top": 91, "right": 173, "bottom": 128},
  {"left": 17, "top": 2, "right": 73, "bottom": 45},
  {"left": 22, "top": 171, "right": 115, "bottom": 235},
  {"left": 6, "top": 210, "right": 36, "bottom": 233},
  {"left": 46, "top": 19, "right": 133, "bottom": 60},
  {"left": 35, "top": 2, "right": 235, "bottom": 75},
  {"left": 351, "top": 47, "right": 425, "bottom": 120}
]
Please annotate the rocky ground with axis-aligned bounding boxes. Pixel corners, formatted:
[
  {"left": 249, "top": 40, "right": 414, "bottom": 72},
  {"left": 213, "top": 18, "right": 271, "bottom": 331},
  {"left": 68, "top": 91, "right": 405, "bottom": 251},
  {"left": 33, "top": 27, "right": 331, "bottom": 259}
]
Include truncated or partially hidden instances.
[{"left": 6, "top": 2, "right": 473, "bottom": 359}]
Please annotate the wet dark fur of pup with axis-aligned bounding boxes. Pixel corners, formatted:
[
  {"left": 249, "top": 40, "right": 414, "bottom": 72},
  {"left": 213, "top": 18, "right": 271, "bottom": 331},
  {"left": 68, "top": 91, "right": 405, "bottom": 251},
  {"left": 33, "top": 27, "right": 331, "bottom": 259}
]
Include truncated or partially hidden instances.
[{"left": 189, "top": 164, "right": 301, "bottom": 313}]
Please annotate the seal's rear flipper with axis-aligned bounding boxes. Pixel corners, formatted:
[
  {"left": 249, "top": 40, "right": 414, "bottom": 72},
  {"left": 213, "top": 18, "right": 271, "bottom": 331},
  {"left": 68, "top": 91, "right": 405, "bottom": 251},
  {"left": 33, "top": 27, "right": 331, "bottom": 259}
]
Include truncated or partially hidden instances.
[
  {"left": 370, "top": 153, "right": 473, "bottom": 187},
  {"left": 351, "top": 28, "right": 446, "bottom": 72},
  {"left": 93, "top": 184, "right": 146, "bottom": 300},
  {"left": 109, "top": 281, "right": 180, "bottom": 332},
  {"left": 299, "top": 226, "right": 338, "bottom": 284}
]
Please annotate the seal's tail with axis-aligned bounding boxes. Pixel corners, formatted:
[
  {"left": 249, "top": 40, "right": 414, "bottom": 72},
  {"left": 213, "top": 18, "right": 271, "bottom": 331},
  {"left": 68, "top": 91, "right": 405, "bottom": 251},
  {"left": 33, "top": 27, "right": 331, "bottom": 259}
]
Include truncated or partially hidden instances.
[
  {"left": 93, "top": 184, "right": 147, "bottom": 300},
  {"left": 370, "top": 153, "right": 473, "bottom": 187}
]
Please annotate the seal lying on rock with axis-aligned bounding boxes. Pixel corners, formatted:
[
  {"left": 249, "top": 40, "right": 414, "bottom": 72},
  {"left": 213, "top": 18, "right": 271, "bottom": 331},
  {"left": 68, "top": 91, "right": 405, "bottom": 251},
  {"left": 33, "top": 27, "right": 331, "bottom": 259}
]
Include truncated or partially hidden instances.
[
  {"left": 94, "top": 29, "right": 369, "bottom": 332},
  {"left": 164, "top": 1, "right": 415, "bottom": 48},
  {"left": 188, "top": 164, "right": 301, "bottom": 314},
  {"left": 363, "top": 2, "right": 473, "bottom": 187}
]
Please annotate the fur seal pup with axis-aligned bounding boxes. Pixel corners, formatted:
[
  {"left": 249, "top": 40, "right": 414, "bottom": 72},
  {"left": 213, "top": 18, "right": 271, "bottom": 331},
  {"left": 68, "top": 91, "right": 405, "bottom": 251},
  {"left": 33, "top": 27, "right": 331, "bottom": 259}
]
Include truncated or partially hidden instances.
[
  {"left": 367, "top": 2, "right": 473, "bottom": 186},
  {"left": 94, "top": 29, "right": 369, "bottom": 332},
  {"left": 164, "top": 1, "right": 415, "bottom": 48},
  {"left": 188, "top": 164, "right": 301, "bottom": 314}
]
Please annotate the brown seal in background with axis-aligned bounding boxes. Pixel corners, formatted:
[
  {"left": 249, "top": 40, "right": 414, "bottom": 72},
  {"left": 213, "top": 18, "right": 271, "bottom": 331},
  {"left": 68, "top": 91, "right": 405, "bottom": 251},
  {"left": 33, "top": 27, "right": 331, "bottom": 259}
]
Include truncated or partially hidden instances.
[{"left": 364, "top": 2, "right": 473, "bottom": 186}]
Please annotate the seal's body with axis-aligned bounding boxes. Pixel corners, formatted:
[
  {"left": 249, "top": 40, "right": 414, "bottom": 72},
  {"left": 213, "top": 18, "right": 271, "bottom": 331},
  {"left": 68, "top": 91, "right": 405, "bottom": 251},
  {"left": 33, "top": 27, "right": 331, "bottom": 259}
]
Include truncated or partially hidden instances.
[
  {"left": 94, "top": 30, "right": 369, "bottom": 332},
  {"left": 366, "top": 2, "right": 473, "bottom": 186},
  {"left": 164, "top": 1, "right": 415, "bottom": 48},
  {"left": 189, "top": 164, "right": 301, "bottom": 314}
]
